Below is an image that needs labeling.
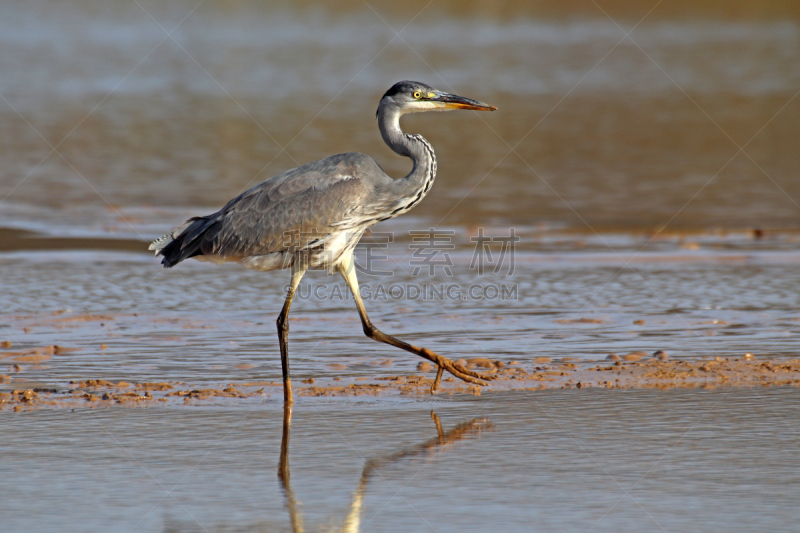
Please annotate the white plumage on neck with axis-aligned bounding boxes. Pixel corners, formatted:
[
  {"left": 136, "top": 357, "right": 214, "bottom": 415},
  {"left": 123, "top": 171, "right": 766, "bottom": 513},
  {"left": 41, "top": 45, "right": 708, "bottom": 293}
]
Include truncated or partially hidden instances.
[{"left": 376, "top": 102, "right": 438, "bottom": 217}]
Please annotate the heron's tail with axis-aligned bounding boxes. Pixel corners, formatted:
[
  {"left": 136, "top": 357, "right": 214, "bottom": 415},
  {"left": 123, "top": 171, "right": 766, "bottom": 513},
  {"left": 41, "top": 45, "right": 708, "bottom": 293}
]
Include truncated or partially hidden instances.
[{"left": 149, "top": 217, "right": 213, "bottom": 268}]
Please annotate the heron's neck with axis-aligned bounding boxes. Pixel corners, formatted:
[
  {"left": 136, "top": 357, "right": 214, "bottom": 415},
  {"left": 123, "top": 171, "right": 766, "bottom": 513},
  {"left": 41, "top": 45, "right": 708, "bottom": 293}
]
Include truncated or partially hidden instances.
[{"left": 378, "top": 106, "right": 437, "bottom": 208}]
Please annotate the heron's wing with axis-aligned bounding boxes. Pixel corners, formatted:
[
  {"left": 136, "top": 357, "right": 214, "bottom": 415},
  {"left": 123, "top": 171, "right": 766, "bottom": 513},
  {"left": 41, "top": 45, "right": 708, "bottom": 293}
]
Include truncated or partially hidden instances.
[{"left": 191, "top": 153, "right": 387, "bottom": 259}]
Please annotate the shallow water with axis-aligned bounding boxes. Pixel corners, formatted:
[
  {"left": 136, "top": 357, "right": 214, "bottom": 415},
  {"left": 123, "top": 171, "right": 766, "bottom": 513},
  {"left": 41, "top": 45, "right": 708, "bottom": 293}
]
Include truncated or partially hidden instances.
[
  {"left": 1, "top": 388, "right": 799, "bottom": 532},
  {"left": 1, "top": 235, "right": 800, "bottom": 388},
  {"left": 1, "top": 1, "right": 799, "bottom": 231},
  {"left": 2, "top": 1, "right": 800, "bottom": 531}
]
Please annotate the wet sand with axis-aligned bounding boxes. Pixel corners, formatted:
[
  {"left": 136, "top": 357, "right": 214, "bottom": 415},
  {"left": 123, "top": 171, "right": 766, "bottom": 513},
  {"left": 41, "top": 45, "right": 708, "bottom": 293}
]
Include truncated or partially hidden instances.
[
  {"left": 3, "top": 240, "right": 800, "bottom": 412},
  {"left": 3, "top": 350, "right": 798, "bottom": 411}
]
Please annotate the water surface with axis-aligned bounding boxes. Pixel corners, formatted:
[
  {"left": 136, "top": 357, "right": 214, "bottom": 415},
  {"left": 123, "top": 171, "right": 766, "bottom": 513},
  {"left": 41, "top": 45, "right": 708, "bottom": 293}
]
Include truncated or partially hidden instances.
[
  {"left": 1, "top": 388, "right": 798, "bottom": 532},
  {"left": 1, "top": 2, "right": 799, "bottom": 531},
  {"left": 1, "top": 0, "right": 799, "bottom": 231}
]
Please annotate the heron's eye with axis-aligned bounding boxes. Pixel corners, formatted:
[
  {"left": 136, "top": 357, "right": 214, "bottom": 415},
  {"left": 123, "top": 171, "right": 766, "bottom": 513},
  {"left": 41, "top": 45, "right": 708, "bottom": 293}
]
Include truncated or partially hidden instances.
[{"left": 413, "top": 91, "right": 421, "bottom": 99}]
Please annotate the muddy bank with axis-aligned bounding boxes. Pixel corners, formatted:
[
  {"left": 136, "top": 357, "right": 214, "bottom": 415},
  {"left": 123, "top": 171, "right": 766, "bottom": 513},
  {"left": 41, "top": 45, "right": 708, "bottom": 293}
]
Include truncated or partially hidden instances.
[{"left": 3, "top": 355, "right": 799, "bottom": 412}]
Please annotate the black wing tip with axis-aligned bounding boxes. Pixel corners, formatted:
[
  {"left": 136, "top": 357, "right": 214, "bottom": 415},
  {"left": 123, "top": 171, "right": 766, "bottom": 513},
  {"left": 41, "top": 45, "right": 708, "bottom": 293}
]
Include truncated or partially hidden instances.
[
  {"left": 158, "top": 240, "right": 187, "bottom": 268},
  {"left": 154, "top": 216, "right": 214, "bottom": 269}
]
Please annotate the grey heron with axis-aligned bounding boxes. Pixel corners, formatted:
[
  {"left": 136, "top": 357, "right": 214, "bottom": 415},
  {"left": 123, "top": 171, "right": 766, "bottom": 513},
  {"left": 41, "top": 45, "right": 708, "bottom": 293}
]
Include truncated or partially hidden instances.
[{"left": 150, "top": 80, "right": 497, "bottom": 404}]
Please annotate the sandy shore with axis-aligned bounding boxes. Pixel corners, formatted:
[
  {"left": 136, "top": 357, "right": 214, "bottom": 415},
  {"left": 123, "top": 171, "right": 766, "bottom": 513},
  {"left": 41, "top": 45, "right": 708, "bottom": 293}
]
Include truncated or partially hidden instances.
[{"left": 3, "top": 353, "right": 799, "bottom": 411}]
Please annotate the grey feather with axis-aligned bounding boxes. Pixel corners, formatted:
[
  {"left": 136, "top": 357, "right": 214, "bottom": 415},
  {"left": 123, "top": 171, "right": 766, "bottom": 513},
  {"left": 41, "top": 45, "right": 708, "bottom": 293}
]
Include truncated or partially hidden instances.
[{"left": 155, "top": 151, "right": 401, "bottom": 269}]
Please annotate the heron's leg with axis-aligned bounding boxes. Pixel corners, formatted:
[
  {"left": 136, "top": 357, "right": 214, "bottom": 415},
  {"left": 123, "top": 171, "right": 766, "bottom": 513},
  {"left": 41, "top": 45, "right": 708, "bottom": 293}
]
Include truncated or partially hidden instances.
[
  {"left": 277, "top": 263, "right": 308, "bottom": 405},
  {"left": 278, "top": 404, "right": 305, "bottom": 533},
  {"left": 337, "top": 254, "right": 494, "bottom": 389},
  {"left": 432, "top": 365, "right": 444, "bottom": 394}
]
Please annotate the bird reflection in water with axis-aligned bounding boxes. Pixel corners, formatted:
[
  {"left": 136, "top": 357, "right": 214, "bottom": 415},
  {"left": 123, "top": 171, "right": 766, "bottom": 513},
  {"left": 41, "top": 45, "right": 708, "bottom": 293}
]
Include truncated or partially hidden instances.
[{"left": 278, "top": 405, "right": 493, "bottom": 532}]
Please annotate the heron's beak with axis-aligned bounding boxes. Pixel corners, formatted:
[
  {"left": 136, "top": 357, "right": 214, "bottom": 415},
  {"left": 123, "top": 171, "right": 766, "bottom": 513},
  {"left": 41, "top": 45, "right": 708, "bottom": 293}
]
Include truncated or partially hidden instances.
[{"left": 432, "top": 92, "right": 497, "bottom": 111}]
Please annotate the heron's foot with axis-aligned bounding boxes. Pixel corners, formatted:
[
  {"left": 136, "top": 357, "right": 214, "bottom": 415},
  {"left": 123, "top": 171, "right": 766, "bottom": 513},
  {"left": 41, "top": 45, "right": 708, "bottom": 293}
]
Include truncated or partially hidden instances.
[
  {"left": 447, "top": 359, "right": 496, "bottom": 386},
  {"left": 425, "top": 351, "right": 497, "bottom": 393},
  {"left": 430, "top": 365, "right": 444, "bottom": 394}
]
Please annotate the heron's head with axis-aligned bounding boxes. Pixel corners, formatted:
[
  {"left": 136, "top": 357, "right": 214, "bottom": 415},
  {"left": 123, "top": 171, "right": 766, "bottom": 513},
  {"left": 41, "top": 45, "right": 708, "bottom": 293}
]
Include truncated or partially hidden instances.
[{"left": 377, "top": 80, "right": 497, "bottom": 117}]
